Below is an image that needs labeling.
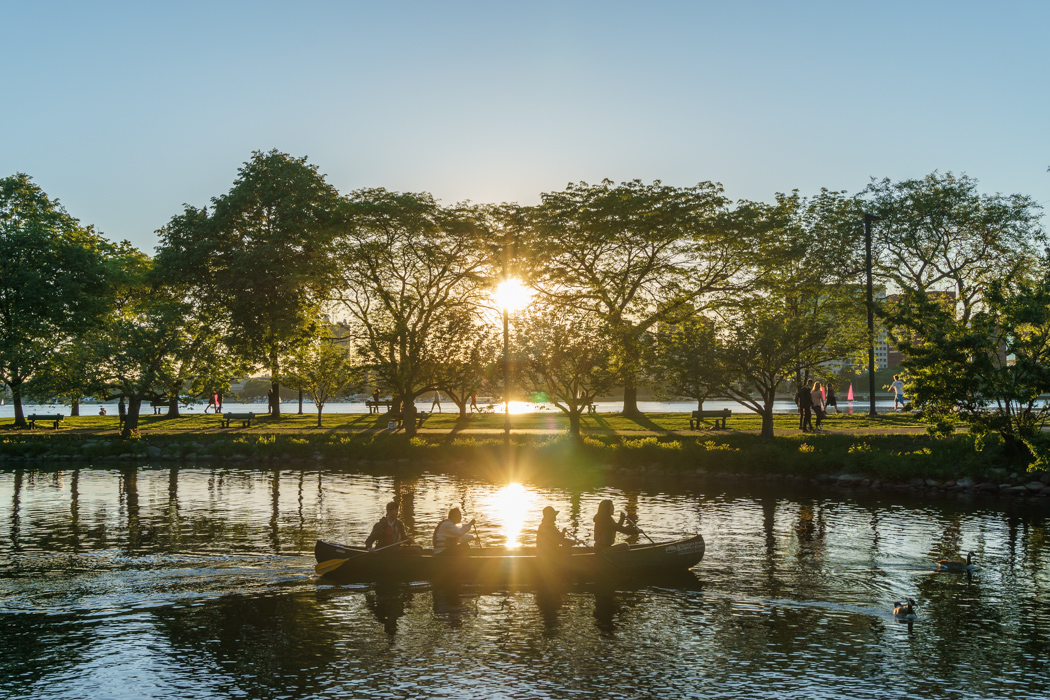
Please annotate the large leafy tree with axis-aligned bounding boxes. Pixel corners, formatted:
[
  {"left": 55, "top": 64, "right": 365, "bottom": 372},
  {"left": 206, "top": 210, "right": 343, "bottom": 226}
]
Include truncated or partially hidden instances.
[
  {"left": 155, "top": 150, "right": 341, "bottom": 417},
  {"left": 884, "top": 270, "right": 1050, "bottom": 454},
  {"left": 524, "top": 179, "right": 747, "bottom": 417},
  {"left": 517, "top": 305, "right": 617, "bottom": 438},
  {"left": 864, "top": 172, "right": 1046, "bottom": 323},
  {"left": 717, "top": 193, "right": 868, "bottom": 441},
  {"left": 649, "top": 315, "right": 730, "bottom": 413},
  {"left": 88, "top": 247, "right": 200, "bottom": 437},
  {"left": 333, "top": 189, "right": 491, "bottom": 436},
  {"left": 0, "top": 174, "right": 112, "bottom": 426}
]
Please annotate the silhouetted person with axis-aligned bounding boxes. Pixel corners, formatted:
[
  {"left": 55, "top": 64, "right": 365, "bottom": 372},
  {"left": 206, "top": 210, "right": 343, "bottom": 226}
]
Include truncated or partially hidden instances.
[
  {"left": 365, "top": 501, "right": 412, "bottom": 549},
  {"left": 536, "top": 506, "right": 574, "bottom": 553},
  {"left": 432, "top": 507, "right": 475, "bottom": 554},
  {"left": 592, "top": 499, "right": 636, "bottom": 551}
]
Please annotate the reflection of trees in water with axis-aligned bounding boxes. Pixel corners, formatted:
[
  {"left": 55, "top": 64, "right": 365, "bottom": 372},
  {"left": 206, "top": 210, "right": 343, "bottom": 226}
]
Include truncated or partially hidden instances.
[
  {"left": 119, "top": 465, "right": 141, "bottom": 551},
  {"left": 0, "top": 611, "right": 98, "bottom": 695},
  {"left": 151, "top": 590, "right": 342, "bottom": 698},
  {"left": 432, "top": 583, "right": 476, "bottom": 628},
  {"left": 8, "top": 468, "right": 22, "bottom": 552}
]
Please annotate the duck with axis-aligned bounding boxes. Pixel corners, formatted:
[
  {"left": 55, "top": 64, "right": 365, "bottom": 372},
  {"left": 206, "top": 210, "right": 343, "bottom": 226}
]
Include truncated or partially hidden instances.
[
  {"left": 937, "top": 551, "right": 976, "bottom": 572},
  {"left": 893, "top": 599, "right": 917, "bottom": 620}
]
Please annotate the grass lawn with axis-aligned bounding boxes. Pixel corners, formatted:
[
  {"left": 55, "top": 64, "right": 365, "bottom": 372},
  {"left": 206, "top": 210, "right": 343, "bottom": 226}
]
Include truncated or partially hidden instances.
[{"left": 2, "top": 407, "right": 929, "bottom": 436}]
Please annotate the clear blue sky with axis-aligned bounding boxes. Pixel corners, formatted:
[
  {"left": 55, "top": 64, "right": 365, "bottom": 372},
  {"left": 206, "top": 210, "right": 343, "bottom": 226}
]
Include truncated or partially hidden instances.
[{"left": 2, "top": 1, "right": 1048, "bottom": 252}]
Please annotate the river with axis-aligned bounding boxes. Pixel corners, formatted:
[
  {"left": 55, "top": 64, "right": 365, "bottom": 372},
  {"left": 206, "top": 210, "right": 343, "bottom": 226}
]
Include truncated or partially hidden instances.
[{"left": 2, "top": 464, "right": 1048, "bottom": 699}]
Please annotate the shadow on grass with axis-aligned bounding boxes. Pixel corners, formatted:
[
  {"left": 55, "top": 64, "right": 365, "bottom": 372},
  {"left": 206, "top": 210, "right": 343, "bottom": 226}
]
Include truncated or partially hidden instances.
[{"left": 619, "top": 413, "right": 674, "bottom": 434}]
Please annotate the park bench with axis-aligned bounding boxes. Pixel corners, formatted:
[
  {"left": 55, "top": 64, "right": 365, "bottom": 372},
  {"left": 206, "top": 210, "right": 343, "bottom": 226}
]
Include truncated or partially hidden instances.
[
  {"left": 366, "top": 400, "right": 393, "bottom": 414},
  {"left": 392, "top": 411, "right": 430, "bottom": 429},
  {"left": 26, "top": 414, "right": 64, "bottom": 429},
  {"left": 689, "top": 409, "right": 731, "bottom": 430},
  {"left": 150, "top": 400, "right": 167, "bottom": 415},
  {"left": 581, "top": 400, "right": 598, "bottom": 415},
  {"left": 222, "top": 412, "right": 256, "bottom": 428}
]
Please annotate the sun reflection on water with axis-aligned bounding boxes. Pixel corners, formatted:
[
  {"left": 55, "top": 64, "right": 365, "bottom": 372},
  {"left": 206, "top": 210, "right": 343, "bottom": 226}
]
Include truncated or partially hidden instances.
[{"left": 483, "top": 483, "right": 537, "bottom": 549}]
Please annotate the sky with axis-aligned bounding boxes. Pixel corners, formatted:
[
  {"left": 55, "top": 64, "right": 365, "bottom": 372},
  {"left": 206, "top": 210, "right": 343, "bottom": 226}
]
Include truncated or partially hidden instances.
[{"left": 2, "top": 1, "right": 1048, "bottom": 253}]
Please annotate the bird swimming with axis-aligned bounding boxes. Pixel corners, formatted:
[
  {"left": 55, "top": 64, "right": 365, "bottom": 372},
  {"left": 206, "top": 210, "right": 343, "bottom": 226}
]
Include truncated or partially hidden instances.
[
  {"left": 893, "top": 599, "right": 917, "bottom": 620},
  {"left": 937, "top": 551, "right": 976, "bottom": 572}
]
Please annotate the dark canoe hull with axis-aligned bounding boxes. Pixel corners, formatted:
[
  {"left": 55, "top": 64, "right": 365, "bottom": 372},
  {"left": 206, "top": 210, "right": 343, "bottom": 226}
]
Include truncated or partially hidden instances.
[{"left": 314, "top": 535, "right": 705, "bottom": 584}]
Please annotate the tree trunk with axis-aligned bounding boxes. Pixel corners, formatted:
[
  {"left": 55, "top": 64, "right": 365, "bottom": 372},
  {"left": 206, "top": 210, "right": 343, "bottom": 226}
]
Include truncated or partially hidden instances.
[
  {"left": 697, "top": 398, "right": 704, "bottom": 412},
  {"left": 12, "top": 382, "right": 26, "bottom": 428},
  {"left": 568, "top": 410, "right": 581, "bottom": 438},
  {"left": 122, "top": 396, "right": 142, "bottom": 439},
  {"left": 270, "top": 351, "right": 281, "bottom": 417},
  {"left": 298, "top": 389, "right": 303, "bottom": 415},
  {"left": 622, "top": 382, "right": 641, "bottom": 417},
  {"left": 760, "top": 409, "right": 775, "bottom": 442},
  {"left": 456, "top": 400, "right": 467, "bottom": 419},
  {"left": 316, "top": 406, "right": 323, "bottom": 428},
  {"left": 71, "top": 399, "right": 80, "bottom": 417},
  {"left": 166, "top": 395, "right": 181, "bottom": 419},
  {"left": 404, "top": 400, "right": 417, "bottom": 437}
]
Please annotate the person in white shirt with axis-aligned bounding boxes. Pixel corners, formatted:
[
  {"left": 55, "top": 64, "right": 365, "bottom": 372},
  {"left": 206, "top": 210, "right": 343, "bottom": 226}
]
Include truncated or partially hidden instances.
[
  {"left": 889, "top": 375, "right": 906, "bottom": 411},
  {"left": 432, "top": 507, "right": 475, "bottom": 554}
]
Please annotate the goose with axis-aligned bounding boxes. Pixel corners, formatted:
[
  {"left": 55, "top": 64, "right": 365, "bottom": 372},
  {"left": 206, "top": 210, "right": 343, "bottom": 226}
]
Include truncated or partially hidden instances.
[
  {"left": 937, "top": 551, "right": 976, "bottom": 572},
  {"left": 893, "top": 599, "right": 917, "bottom": 620}
]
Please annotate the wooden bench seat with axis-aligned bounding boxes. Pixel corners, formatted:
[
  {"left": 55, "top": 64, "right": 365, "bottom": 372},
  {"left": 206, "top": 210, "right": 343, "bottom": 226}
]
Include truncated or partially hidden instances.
[
  {"left": 222, "top": 412, "right": 256, "bottom": 428},
  {"left": 366, "top": 400, "right": 393, "bottom": 414},
  {"left": 391, "top": 411, "right": 430, "bottom": 429},
  {"left": 150, "top": 400, "right": 167, "bottom": 415},
  {"left": 689, "top": 409, "right": 731, "bottom": 430},
  {"left": 27, "top": 413, "right": 64, "bottom": 429}
]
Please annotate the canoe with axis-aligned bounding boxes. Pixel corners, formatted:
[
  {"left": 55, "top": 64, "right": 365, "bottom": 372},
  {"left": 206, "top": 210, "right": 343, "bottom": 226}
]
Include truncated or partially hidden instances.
[{"left": 314, "top": 534, "right": 705, "bottom": 584}]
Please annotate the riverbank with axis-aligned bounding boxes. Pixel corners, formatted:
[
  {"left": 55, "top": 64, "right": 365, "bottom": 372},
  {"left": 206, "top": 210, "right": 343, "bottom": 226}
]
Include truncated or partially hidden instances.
[
  {"left": 2, "top": 409, "right": 927, "bottom": 434},
  {"left": 2, "top": 423, "right": 1048, "bottom": 505}
]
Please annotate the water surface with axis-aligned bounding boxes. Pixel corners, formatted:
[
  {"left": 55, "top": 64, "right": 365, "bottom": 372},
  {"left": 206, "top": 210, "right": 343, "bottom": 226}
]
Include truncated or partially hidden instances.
[{"left": 2, "top": 465, "right": 1048, "bottom": 699}]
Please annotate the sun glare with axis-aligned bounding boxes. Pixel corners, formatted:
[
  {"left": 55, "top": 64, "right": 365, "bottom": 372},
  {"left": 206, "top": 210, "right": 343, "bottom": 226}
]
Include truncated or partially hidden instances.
[
  {"left": 495, "top": 278, "right": 532, "bottom": 312},
  {"left": 484, "top": 482, "right": 536, "bottom": 549}
]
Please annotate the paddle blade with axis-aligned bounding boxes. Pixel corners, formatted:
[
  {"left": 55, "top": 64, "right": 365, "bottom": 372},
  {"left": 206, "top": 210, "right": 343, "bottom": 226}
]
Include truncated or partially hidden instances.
[{"left": 315, "top": 558, "right": 348, "bottom": 576}]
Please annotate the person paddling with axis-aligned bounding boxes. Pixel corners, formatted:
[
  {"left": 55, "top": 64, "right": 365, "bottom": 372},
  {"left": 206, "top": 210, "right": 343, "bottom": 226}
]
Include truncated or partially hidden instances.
[
  {"left": 432, "top": 507, "right": 475, "bottom": 555},
  {"left": 592, "top": 499, "right": 637, "bottom": 551},
  {"left": 536, "top": 505, "right": 574, "bottom": 554},
  {"left": 365, "top": 501, "right": 413, "bottom": 550}
]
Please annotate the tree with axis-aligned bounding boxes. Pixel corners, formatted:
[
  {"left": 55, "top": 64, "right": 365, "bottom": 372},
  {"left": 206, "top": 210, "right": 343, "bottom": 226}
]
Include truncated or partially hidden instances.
[
  {"left": 155, "top": 150, "right": 341, "bottom": 417},
  {"left": 649, "top": 315, "right": 730, "bottom": 412},
  {"left": 517, "top": 306, "right": 617, "bottom": 438},
  {"left": 431, "top": 318, "right": 501, "bottom": 419},
  {"left": 88, "top": 247, "right": 198, "bottom": 437},
  {"left": 333, "top": 189, "right": 491, "bottom": 436},
  {"left": 285, "top": 333, "right": 361, "bottom": 427},
  {"left": 864, "top": 172, "right": 1046, "bottom": 323},
  {"left": 884, "top": 270, "right": 1050, "bottom": 454},
  {"left": 524, "top": 179, "right": 748, "bottom": 416},
  {"left": 717, "top": 194, "right": 868, "bottom": 441},
  {"left": 0, "top": 174, "right": 112, "bottom": 426}
]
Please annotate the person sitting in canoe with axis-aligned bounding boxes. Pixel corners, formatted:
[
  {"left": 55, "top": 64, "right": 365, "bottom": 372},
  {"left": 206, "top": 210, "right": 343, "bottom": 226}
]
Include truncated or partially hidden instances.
[
  {"left": 365, "top": 501, "right": 413, "bottom": 550},
  {"left": 536, "top": 506, "right": 574, "bottom": 554},
  {"left": 593, "top": 499, "right": 637, "bottom": 551},
  {"left": 432, "top": 507, "right": 475, "bottom": 555}
]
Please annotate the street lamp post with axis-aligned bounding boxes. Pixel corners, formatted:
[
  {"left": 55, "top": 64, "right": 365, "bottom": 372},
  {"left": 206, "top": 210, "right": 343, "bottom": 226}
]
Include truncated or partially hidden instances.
[
  {"left": 503, "top": 303, "right": 511, "bottom": 436},
  {"left": 864, "top": 213, "right": 879, "bottom": 417},
  {"left": 495, "top": 278, "right": 531, "bottom": 439}
]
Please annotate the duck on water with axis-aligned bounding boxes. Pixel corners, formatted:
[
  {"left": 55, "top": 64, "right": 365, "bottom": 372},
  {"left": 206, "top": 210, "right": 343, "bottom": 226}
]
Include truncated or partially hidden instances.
[{"left": 937, "top": 551, "right": 977, "bottom": 572}]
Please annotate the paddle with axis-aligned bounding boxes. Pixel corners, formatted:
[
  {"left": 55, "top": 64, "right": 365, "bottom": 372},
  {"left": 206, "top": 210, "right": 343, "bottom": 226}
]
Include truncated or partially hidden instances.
[
  {"left": 471, "top": 521, "right": 484, "bottom": 552},
  {"left": 315, "top": 538, "right": 407, "bottom": 576},
  {"left": 621, "top": 511, "right": 656, "bottom": 545}
]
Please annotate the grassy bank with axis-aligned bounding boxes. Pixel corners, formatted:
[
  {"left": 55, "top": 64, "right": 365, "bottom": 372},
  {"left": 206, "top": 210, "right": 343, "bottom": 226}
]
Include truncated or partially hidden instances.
[
  {"left": 1, "top": 409, "right": 928, "bottom": 435},
  {"left": 0, "top": 423, "right": 1043, "bottom": 488}
]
